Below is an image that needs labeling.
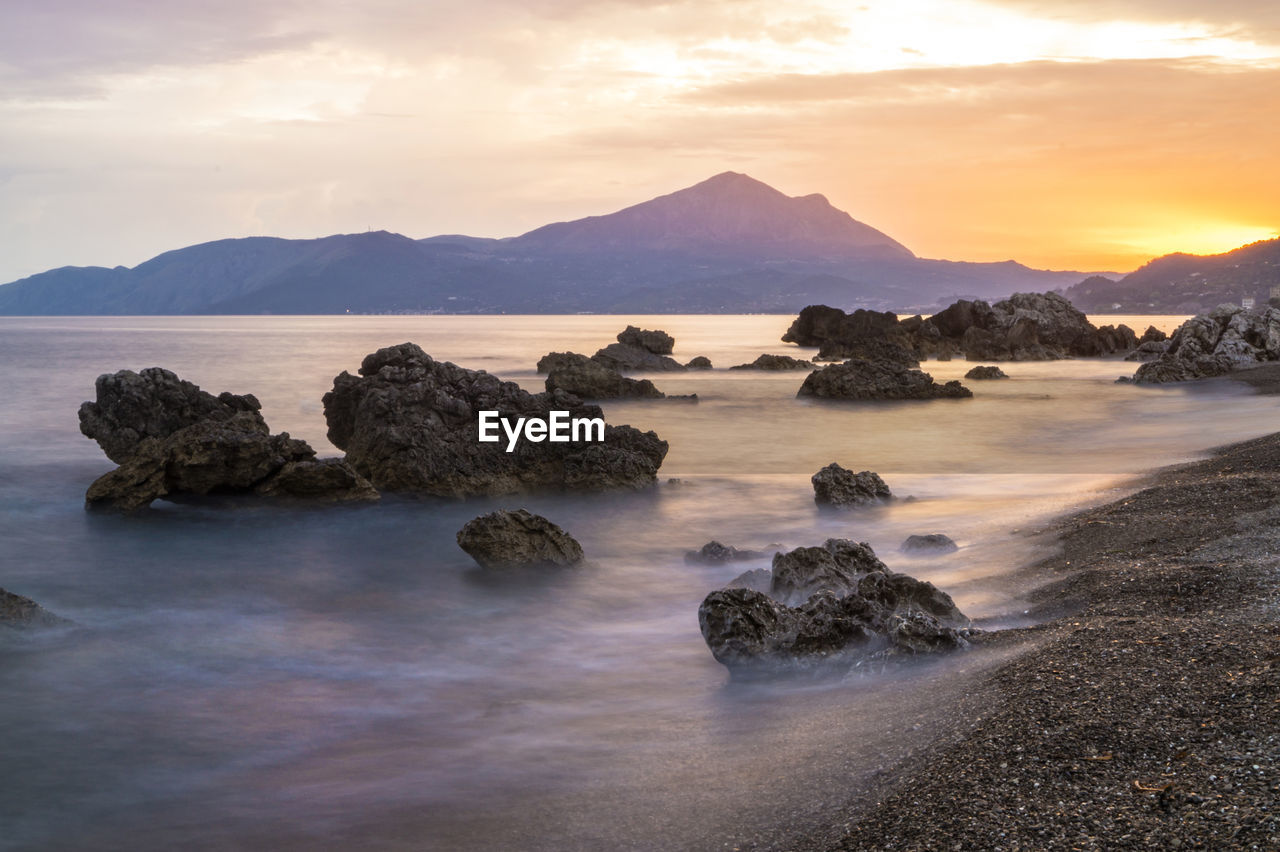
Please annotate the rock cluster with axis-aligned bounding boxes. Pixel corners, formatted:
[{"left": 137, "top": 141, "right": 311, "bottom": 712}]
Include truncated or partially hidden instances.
[
  {"left": 811, "top": 463, "right": 891, "bottom": 507},
  {"left": 541, "top": 326, "right": 709, "bottom": 374},
  {"left": 964, "top": 365, "right": 1008, "bottom": 380},
  {"left": 456, "top": 509, "right": 584, "bottom": 568},
  {"left": 1134, "top": 305, "right": 1280, "bottom": 383},
  {"left": 79, "top": 368, "right": 377, "bottom": 510},
  {"left": 324, "top": 343, "right": 668, "bottom": 496},
  {"left": 729, "top": 354, "right": 814, "bottom": 370},
  {"left": 798, "top": 359, "right": 972, "bottom": 401},
  {"left": 684, "top": 541, "right": 767, "bottom": 564},
  {"left": 542, "top": 352, "right": 665, "bottom": 399},
  {"left": 697, "top": 538, "right": 974, "bottom": 677}
]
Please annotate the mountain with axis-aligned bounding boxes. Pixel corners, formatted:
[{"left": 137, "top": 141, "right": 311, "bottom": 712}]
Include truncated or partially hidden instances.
[
  {"left": 1064, "top": 238, "right": 1280, "bottom": 313},
  {"left": 0, "top": 172, "right": 1096, "bottom": 315}
]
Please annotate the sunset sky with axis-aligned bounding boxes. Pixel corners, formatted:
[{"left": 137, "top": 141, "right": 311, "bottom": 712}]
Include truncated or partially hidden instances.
[{"left": 2, "top": 0, "right": 1279, "bottom": 283}]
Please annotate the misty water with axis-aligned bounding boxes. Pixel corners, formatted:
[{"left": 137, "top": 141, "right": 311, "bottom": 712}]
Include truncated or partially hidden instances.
[{"left": 1, "top": 314, "right": 1274, "bottom": 851}]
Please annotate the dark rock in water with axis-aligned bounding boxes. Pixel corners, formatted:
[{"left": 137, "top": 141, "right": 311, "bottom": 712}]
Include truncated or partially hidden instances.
[
  {"left": 323, "top": 342, "right": 668, "bottom": 496},
  {"left": 456, "top": 509, "right": 584, "bottom": 568},
  {"left": 1096, "top": 323, "right": 1139, "bottom": 354},
  {"left": 684, "top": 540, "right": 767, "bottom": 565},
  {"left": 1134, "top": 305, "right": 1280, "bottom": 383},
  {"left": 685, "top": 356, "right": 713, "bottom": 369},
  {"left": 901, "top": 534, "right": 959, "bottom": 553},
  {"left": 781, "top": 305, "right": 922, "bottom": 366},
  {"left": 543, "top": 352, "right": 665, "bottom": 399},
  {"left": 536, "top": 351, "right": 585, "bottom": 374},
  {"left": 817, "top": 335, "right": 920, "bottom": 367},
  {"left": 591, "top": 342, "right": 686, "bottom": 372},
  {"left": 724, "top": 568, "right": 773, "bottom": 594},
  {"left": 79, "top": 367, "right": 266, "bottom": 464},
  {"left": 964, "top": 365, "right": 1008, "bottom": 380},
  {"left": 616, "top": 325, "right": 675, "bottom": 355},
  {"left": 799, "top": 360, "right": 972, "bottom": 401},
  {"left": 729, "top": 353, "right": 814, "bottom": 370},
  {"left": 811, "top": 463, "right": 891, "bottom": 507},
  {"left": 1, "top": 588, "right": 66, "bottom": 629},
  {"left": 81, "top": 371, "right": 376, "bottom": 510},
  {"left": 697, "top": 540, "right": 972, "bottom": 677},
  {"left": 1139, "top": 325, "right": 1168, "bottom": 344}
]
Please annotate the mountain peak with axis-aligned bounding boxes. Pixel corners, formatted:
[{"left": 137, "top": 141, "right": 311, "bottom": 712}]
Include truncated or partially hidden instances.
[{"left": 514, "top": 173, "right": 913, "bottom": 260}]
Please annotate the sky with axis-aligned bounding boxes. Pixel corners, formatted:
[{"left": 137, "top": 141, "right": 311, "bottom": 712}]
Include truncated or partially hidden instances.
[{"left": 2, "top": 0, "right": 1279, "bottom": 283}]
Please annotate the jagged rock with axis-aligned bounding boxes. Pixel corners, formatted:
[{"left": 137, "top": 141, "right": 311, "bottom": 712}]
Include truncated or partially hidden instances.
[
  {"left": 543, "top": 353, "right": 664, "bottom": 399},
  {"left": 684, "top": 541, "right": 767, "bottom": 564},
  {"left": 724, "top": 568, "right": 773, "bottom": 594},
  {"left": 1, "top": 588, "right": 66, "bottom": 629},
  {"left": 616, "top": 325, "right": 675, "bottom": 355},
  {"left": 456, "top": 509, "right": 584, "bottom": 568},
  {"left": 536, "top": 351, "right": 584, "bottom": 374},
  {"left": 1125, "top": 340, "right": 1172, "bottom": 361},
  {"left": 1096, "top": 323, "right": 1139, "bottom": 353},
  {"left": 81, "top": 371, "right": 376, "bottom": 510},
  {"left": 590, "top": 342, "right": 686, "bottom": 372},
  {"left": 964, "top": 365, "right": 1008, "bottom": 380},
  {"left": 901, "top": 534, "right": 959, "bottom": 553},
  {"left": 729, "top": 354, "right": 814, "bottom": 370},
  {"left": 811, "top": 463, "right": 891, "bottom": 507},
  {"left": 697, "top": 540, "right": 972, "bottom": 677},
  {"left": 685, "top": 356, "right": 713, "bottom": 369},
  {"left": 798, "top": 360, "right": 973, "bottom": 401},
  {"left": 1139, "top": 325, "right": 1168, "bottom": 344},
  {"left": 1134, "top": 306, "right": 1280, "bottom": 383},
  {"left": 323, "top": 343, "right": 668, "bottom": 496}
]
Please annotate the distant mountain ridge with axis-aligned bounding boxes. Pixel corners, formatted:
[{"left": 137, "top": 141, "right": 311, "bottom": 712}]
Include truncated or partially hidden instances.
[
  {"left": 1064, "top": 238, "right": 1280, "bottom": 313},
  {"left": 0, "top": 172, "right": 1096, "bottom": 315}
]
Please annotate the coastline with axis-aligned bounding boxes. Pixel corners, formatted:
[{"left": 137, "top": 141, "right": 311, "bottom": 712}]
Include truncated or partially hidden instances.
[{"left": 772, "top": 427, "right": 1280, "bottom": 850}]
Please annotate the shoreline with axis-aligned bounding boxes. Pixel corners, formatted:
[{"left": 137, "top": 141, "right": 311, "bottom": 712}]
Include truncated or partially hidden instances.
[{"left": 771, "top": 429, "right": 1280, "bottom": 850}]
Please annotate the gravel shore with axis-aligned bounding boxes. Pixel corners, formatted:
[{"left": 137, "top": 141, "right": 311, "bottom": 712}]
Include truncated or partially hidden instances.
[{"left": 773, "top": 430, "right": 1280, "bottom": 851}]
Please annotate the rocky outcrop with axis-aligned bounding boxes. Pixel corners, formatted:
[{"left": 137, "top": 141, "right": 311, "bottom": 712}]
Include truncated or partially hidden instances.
[
  {"left": 697, "top": 539, "right": 973, "bottom": 676},
  {"left": 901, "top": 534, "right": 959, "bottom": 553},
  {"left": 1, "top": 588, "right": 66, "bottom": 629},
  {"left": 1139, "top": 325, "right": 1168, "bottom": 344},
  {"left": 964, "top": 365, "right": 1008, "bottom": 380},
  {"left": 1125, "top": 340, "right": 1171, "bottom": 362},
  {"left": 811, "top": 463, "right": 891, "bottom": 507},
  {"left": 782, "top": 305, "right": 922, "bottom": 365},
  {"left": 729, "top": 354, "right": 814, "bottom": 370},
  {"left": 685, "top": 356, "right": 713, "bottom": 369},
  {"left": 542, "top": 352, "right": 665, "bottom": 399},
  {"left": 1133, "top": 305, "right": 1280, "bottom": 383},
  {"left": 591, "top": 342, "right": 686, "bottom": 372},
  {"left": 80, "top": 369, "right": 376, "bottom": 510},
  {"left": 798, "top": 360, "right": 972, "bottom": 401},
  {"left": 456, "top": 509, "right": 584, "bottom": 568},
  {"left": 323, "top": 343, "right": 668, "bottom": 496},
  {"left": 684, "top": 541, "right": 767, "bottom": 565},
  {"left": 616, "top": 325, "right": 675, "bottom": 355}
]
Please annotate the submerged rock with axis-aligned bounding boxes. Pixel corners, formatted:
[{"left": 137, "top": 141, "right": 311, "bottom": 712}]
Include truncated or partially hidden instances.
[
  {"left": 901, "top": 534, "right": 959, "bottom": 554},
  {"left": 456, "top": 509, "right": 584, "bottom": 568},
  {"left": 323, "top": 343, "right": 668, "bottom": 496},
  {"left": 1134, "top": 306, "right": 1280, "bottom": 383},
  {"left": 1, "top": 588, "right": 66, "bottom": 629},
  {"left": 697, "top": 539, "right": 973, "bottom": 677},
  {"left": 964, "top": 365, "right": 1008, "bottom": 380},
  {"left": 543, "top": 352, "right": 665, "bottom": 399},
  {"left": 684, "top": 541, "right": 767, "bottom": 565},
  {"left": 798, "top": 360, "right": 972, "bottom": 401},
  {"left": 811, "top": 463, "right": 891, "bottom": 507},
  {"left": 80, "top": 369, "right": 376, "bottom": 510},
  {"left": 729, "top": 354, "right": 814, "bottom": 370},
  {"left": 616, "top": 325, "right": 675, "bottom": 355}
]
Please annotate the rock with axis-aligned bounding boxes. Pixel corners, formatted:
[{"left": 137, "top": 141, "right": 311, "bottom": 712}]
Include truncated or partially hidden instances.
[
  {"left": 724, "top": 568, "right": 773, "bottom": 594},
  {"left": 536, "top": 351, "right": 584, "bottom": 374},
  {"left": 811, "top": 463, "right": 891, "bottom": 507},
  {"left": 590, "top": 342, "right": 686, "bottom": 372},
  {"left": 685, "top": 356, "right": 713, "bottom": 369},
  {"left": 728, "top": 354, "right": 814, "bottom": 370},
  {"left": 616, "top": 325, "right": 675, "bottom": 355},
  {"left": 1095, "top": 323, "right": 1139, "bottom": 353},
  {"left": 1134, "top": 307, "right": 1280, "bottom": 383},
  {"left": 964, "top": 365, "right": 1008, "bottom": 380},
  {"left": 456, "top": 509, "right": 584, "bottom": 568},
  {"left": 901, "top": 534, "right": 959, "bottom": 553},
  {"left": 684, "top": 540, "right": 767, "bottom": 565},
  {"left": 1139, "top": 325, "right": 1168, "bottom": 344},
  {"left": 323, "top": 342, "right": 668, "bottom": 496},
  {"left": 697, "top": 540, "right": 973, "bottom": 677},
  {"left": 81, "top": 371, "right": 376, "bottom": 510},
  {"left": 1, "top": 588, "right": 66, "bottom": 629},
  {"left": 1125, "top": 340, "right": 1172, "bottom": 361},
  {"left": 543, "top": 352, "right": 665, "bottom": 399},
  {"left": 798, "top": 360, "right": 973, "bottom": 401}
]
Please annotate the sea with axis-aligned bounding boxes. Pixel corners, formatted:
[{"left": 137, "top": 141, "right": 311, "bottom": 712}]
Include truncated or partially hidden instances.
[{"left": 0, "top": 314, "right": 1273, "bottom": 851}]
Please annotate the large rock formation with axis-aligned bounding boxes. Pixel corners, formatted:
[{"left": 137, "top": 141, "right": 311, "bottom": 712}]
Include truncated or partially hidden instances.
[
  {"left": 798, "top": 360, "right": 973, "bottom": 400},
  {"left": 323, "top": 343, "right": 668, "bottom": 496},
  {"left": 542, "top": 352, "right": 665, "bottom": 399},
  {"left": 79, "top": 368, "right": 377, "bottom": 510},
  {"left": 591, "top": 342, "right": 686, "bottom": 372},
  {"left": 697, "top": 539, "right": 973, "bottom": 677},
  {"left": 1, "top": 588, "right": 65, "bottom": 629},
  {"left": 616, "top": 325, "right": 675, "bottom": 355},
  {"left": 811, "top": 463, "right": 891, "bottom": 507},
  {"left": 783, "top": 306, "right": 921, "bottom": 365},
  {"left": 1133, "top": 305, "right": 1280, "bottom": 383},
  {"left": 729, "top": 354, "right": 814, "bottom": 370},
  {"left": 456, "top": 509, "right": 584, "bottom": 568}
]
